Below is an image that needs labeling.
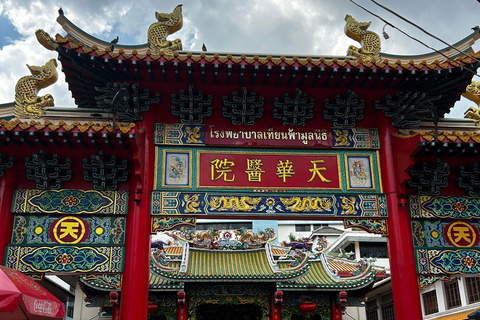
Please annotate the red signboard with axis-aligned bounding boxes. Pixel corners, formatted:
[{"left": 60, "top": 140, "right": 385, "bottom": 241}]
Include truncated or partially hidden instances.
[{"left": 197, "top": 151, "right": 341, "bottom": 190}]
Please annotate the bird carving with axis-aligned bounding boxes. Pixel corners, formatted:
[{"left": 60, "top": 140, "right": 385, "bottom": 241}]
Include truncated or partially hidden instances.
[
  {"left": 58, "top": 7, "right": 64, "bottom": 15},
  {"left": 202, "top": 43, "right": 207, "bottom": 52}
]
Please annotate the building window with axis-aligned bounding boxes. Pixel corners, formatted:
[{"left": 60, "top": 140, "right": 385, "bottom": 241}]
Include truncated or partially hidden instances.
[
  {"left": 366, "top": 308, "right": 379, "bottom": 320},
  {"left": 295, "top": 224, "right": 311, "bottom": 232},
  {"left": 466, "top": 277, "right": 480, "bottom": 304},
  {"left": 359, "top": 242, "right": 388, "bottom": 258},
  {"left": 381, "top": 303, "right": 395, "bottom": 320},
  {"left": 422, "top": 290, "right": 439, "bottom": 315},
  {"left": 444, "top": 279, "right": 461, "bottom": 309}
]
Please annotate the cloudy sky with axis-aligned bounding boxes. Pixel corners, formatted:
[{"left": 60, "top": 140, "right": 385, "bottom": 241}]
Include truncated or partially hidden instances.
[{"left": 1, "top": 0, "right": 480, "bottom": 117}]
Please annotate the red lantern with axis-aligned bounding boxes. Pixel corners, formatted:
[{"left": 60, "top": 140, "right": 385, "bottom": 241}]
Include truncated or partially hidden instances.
[
  {"left": 147, "top": 304, "right": 158, "bottom": 313},
  {"left": 299, "top": 302, "right": 317, "bottom": 314}
]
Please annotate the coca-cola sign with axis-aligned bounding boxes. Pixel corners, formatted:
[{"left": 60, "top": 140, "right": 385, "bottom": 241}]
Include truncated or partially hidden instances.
[{"left": 33, "top": 299, "right": 53, "bottom": 315}]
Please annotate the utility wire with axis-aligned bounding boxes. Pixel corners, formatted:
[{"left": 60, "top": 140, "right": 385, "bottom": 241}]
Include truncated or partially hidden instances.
[
  {"left": 348, "top": 0, "right": 480, "bottom": 77},
  {"left": 369, "top": 0, "right": 480, "bottom": 65}
]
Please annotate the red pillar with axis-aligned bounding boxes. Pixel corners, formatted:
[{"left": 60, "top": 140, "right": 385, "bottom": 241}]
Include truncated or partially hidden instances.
[
  {"left": 0, "top": 168, "right": 16, "bottom": 263},
  {"left": 269, "top": 293, "right": 281, "bottom": 320},
  {"left": 119, "top": 120, "right": 154, "bottom": 320},
  {"left": 329, "top": 296, "right": 342, "bottom": 320},
  {"left": 378, "top": 122, "right": 422, "bottom": 319},
  {"left": 177, "top": 291, "right": 188, "bottom": 320}
]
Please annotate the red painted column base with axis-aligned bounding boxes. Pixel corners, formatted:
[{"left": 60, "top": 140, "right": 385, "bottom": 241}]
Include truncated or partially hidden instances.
[{"left": 330, "top": 296, "right": 342, "bottom": 320}]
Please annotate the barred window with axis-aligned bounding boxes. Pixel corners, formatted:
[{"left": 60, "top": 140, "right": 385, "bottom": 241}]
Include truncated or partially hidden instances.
[
  {"left": 295, "top": 224, "right": 311, "bottom": 232},
  {"left": 381, "top": 302, "right": 395, "bottom": 320},
  {"left": 366, "top": 308, "right": 379, "bottom": 320},
  {"left": 444, "top": 279, "right": 461, "bottom": 309},
  {"left": 423, "top": 290, "right": 439, "bottom": 315},
  {"left": 466, "top": 277, "right": 480, "bottom": 304}
]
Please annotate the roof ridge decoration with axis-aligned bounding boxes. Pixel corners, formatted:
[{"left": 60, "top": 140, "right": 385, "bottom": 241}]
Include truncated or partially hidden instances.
[
  {"left": 344, "top": 14, "right": 381, "bottom": 62},
  {"left": 147, "top": 4, "right": 183, "bottom": 56},
  {"left": 172, "top": 227, "right": 277, "bottom": 250},
  {"left": 0, "top": 119, "right": 136, "bottom": 134},
  {"left": 463, "top": 80, "right": 480, "bottom": 122},
  {"left": 14, "top": 58, "right": 58, "bottom": 119}
]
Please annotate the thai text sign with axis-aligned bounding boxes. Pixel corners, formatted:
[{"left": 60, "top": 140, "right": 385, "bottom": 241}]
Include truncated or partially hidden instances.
[{"left": 198, "top": 152, "right": 340, "bottom": 190}]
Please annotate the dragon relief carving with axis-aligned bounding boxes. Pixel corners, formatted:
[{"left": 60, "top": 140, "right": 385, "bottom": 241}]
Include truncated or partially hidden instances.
[
  {"left": 35, "top": 29, "right": 59, "bottom": 51},
  {"left": 344, "top": 14, "right": 381, "bottom": 62},
  {"left": 147, "top": 4, "right": 183, "bottom": 55},
  {"left": 209, "top": 196, "right": 261, "bottom": 212},
  {"left": 280, "top": 196, "right": 333, "bottom": 212},
  {"left": 14, "top": 58, "right": 58, "bottom": 119},
  {"left": 463, "top": 80, "right": 480, "bottom": 121}
]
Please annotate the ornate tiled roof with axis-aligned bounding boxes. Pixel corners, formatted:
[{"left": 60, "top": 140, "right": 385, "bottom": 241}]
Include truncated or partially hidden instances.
[
  {"left": 278, "top": 255, "right": 378, "bottom": 291},
  {"left": 51, "top": 32, "right": 480, "bottom": 71},
  {"left": 0, "top": 119, "right": 135, "bottom": 134},
  {"left": 151, "top": 247, "right": 308, "bottom": 282}
]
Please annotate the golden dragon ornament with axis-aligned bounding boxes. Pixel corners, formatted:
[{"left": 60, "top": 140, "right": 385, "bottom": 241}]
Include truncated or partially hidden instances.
[
  {"left": 14, "top": 58, "right": 58, "bottom": 119},
  {"left": 344, "top": 14, "right": 381, "bottom": 62},
  {"left": 147, "top": 4, "right": 183, "bottom": 56},
  {"left": 463, "top": 80, "right": 480, "bottom": 121}
]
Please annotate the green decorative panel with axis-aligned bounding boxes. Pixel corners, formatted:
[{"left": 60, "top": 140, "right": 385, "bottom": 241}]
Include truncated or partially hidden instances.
[
  {"left": 5, "top": 245, "right": 124, "bottom": 273},
  {"left": 12, "top": 189, "right": 128, "bottom": 215},
  {"left": 331, "top": 128, "right": 380, "bottom": 149},
  {"left": 409, "top": 195, "right": 480, "bottom": 219},
  {"left": 151, "top": 192, "right": 388, "bottom": 217},
  {"left": 155, "top": 123, "right": 206, "bottom": 145},
  {"left": 80, "top": 274, "right": 122, "bottom": 291},
  {"left": 11, "top": 215, "right": 125, "bottom": 246},
  {"left": 151, "top": 216, "right": 196, "bottom": 233},
  {"left": 412, "top": 219, "right": 480, "bottom": 248},
  {"left": 416, "top": 249, "right": 480, "bottom": 275}
]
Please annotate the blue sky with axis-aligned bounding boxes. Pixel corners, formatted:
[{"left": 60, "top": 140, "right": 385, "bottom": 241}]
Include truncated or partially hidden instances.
[
  {"left": 1, "top": 0, "right": 480, "bottom": 117},
  {"left": 0, "top": 13, "right": 22, "bottom": 47}
]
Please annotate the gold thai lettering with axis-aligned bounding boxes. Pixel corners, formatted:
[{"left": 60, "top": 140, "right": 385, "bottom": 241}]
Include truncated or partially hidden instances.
[
  {"left": 307, "top": 160, "right": 332, "bottom": 183},
  {"left": 59, "top": 221, "right": 80, "bottom": 239},
  {"left": 245, "top": 159, "right": 266, "bottom": 182},
  {"left": 208, "top": 126, "right": 328, "bottom": 142},
  {"left": 276, "top": 160, "right": 295, "bottom": 183},
  {"left": 211, "top": 158, "right": 235, "bottom": 182}
]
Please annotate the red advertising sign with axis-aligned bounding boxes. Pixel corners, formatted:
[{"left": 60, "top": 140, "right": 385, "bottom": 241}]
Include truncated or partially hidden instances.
[{"left": 197, "top": 151, "right": 341, "bottom": 190}]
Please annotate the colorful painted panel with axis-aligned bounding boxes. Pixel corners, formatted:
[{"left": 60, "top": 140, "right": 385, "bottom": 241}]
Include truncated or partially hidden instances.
[
  {"left": 198, "top": 151, "right": 341, "bottom": 190},
  {"left": 151, "top": 192, "right": 388, "bottom": 217},
  {"left": 416, "top": 248, "right": 480, "bottom": 275},
  {"left": 412, "top": 220, "right": 480, "bottom": 248},
  {"left": 5, "top": 245, "right": 124, "bottom": 273},
  {"left": 151, "top": 216, "right": 196, "bottom": 233},
  {"left": 11, "top": 215, "right": 125, "bottom": 246},
  {"left": 332, "top": 128, "right": 380, "bottom": 149},
  {"left": 155, "top": 123, "right": 206, "bottom": 145},
  {"left": 12, "top": 189, "right": 128, "bottom": 215},
  {"left": 344, "top": 219, "right": 388, "bottom": 236},
  {"left": 345, "top": 154, "right": 375, "bottom": 190},
  {"left": 409, "top": 195, "right": 480, "bottom": 219},
  {"left": 162, "top": 150, "right": 192, "bottom": 188}
]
